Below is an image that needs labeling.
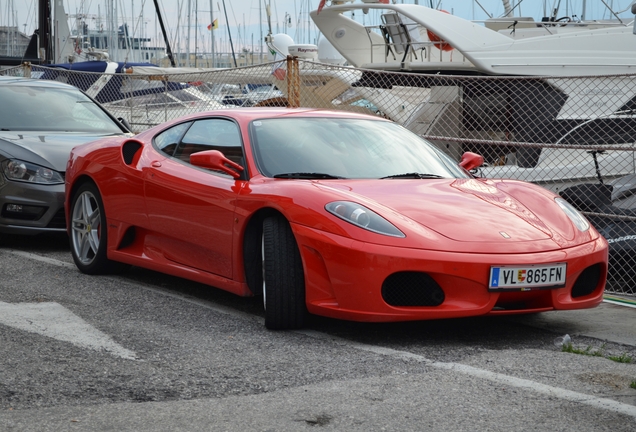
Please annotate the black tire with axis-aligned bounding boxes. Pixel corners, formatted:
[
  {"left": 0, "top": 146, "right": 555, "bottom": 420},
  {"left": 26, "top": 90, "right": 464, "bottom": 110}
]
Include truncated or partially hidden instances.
[
  {"left": 69, "top": 182, "right": 128, "bottom": 275},
  {"left": 262, "top": 215, "right": 307, "bottom": 330}
]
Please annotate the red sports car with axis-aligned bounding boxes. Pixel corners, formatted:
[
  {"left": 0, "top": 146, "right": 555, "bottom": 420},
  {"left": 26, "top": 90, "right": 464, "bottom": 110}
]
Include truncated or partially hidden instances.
[{"left": 65, "top": 108, "right": 607, "bottom": 329}]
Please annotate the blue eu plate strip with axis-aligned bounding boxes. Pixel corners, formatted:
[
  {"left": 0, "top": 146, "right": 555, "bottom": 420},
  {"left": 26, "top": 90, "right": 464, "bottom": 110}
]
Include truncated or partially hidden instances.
[{"left": 490, "top": 268, "right": 500, "bottom": 287}]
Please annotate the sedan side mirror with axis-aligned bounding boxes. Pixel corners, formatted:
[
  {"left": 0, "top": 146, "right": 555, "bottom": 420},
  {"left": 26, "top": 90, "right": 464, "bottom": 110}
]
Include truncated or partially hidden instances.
[
  {"left": 459, "top": 151, "right": 484, "bottom": 171},
  {"left": 190, "top": 150, "right": 244, "bottom": 178},
  {"left": 117, "top": 117, "right": 132, "bottom": 131}
]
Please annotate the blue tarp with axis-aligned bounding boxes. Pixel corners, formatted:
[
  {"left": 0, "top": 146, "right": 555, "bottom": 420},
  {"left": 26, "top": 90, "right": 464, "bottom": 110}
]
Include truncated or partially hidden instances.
[{"left": 33, "top": 61, "right": 188, "bottom": 104}]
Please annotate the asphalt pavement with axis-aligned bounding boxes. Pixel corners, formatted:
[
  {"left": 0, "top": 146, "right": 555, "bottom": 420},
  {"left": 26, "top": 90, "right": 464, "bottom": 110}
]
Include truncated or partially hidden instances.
[
  {"left": 512, "top": 298, "right": 636, "bottom": 347},
  {"left": 0, "top": 239, "right": 635, "bottom": 431}
]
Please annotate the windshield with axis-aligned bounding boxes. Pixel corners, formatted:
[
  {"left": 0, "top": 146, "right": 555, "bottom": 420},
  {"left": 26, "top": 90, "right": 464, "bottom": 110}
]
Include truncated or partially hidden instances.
[
  {"left": 0, "top": 85, "right": 124, "bottom": 133},
  {"left": 250, "top": 117, "right": 469, "bottom": 179}
]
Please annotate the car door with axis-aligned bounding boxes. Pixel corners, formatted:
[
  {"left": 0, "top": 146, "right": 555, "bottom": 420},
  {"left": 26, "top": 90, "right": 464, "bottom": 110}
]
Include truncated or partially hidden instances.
[{"left": 144, "top": 118, "right": 245, "bottom": 278}]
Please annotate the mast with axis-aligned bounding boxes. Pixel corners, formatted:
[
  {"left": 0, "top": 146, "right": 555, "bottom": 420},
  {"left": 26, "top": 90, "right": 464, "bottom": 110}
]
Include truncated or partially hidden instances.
[
  {"left": 502, "top": 0, "right": 514, "bottom": 17},
  {"left": 194, "top": 0, "right": 198, "bottom": 67},
  {"left": 581, "top": 0, "right": 587, "bottom": 20},
  {"left": 38, "top": 0, "right": 52, "bottom": 62},
  {"left": 209, "top": 0, "right": 215, "bottom": 67},
  {"left": 186, "top": 0, "right": 191, "bottom": 67},
  {"left": 221, "top": 0, "right": 237, "bottom": 67},
  {"left": 152, "top": 0, "right": 176, "bottom": 66}
]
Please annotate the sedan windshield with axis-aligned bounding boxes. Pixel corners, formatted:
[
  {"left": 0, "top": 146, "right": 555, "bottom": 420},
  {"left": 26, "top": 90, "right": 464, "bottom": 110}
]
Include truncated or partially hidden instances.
[
  {"left": 0, "top": 85, "right": 123, "bottom": 133},
  {"left": 250, "top": 117, "right": 469, "bottom": 179}
]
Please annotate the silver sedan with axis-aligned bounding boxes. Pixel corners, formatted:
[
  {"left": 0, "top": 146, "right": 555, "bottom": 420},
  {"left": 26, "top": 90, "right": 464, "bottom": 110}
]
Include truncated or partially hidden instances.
[{"left": 0, "top": 76, "right": 131, "bottom": 235}]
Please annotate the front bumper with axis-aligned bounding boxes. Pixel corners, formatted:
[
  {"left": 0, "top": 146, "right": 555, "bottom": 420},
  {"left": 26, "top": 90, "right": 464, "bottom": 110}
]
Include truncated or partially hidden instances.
[
  {"left": 292, "top": 223, "right": 608, "bottom": 322},
  {"left": 0, "top": 180, "right": 66, "bottom": 235}
]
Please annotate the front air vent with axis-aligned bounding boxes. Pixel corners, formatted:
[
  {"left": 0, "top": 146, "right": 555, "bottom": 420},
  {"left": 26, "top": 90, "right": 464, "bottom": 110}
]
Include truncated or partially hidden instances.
[
  {"left": 571, "top": 264, "right": 602, "bottom": 298},
  {"left": 382, "top": 272, "right": 445, "bottom": 307}
]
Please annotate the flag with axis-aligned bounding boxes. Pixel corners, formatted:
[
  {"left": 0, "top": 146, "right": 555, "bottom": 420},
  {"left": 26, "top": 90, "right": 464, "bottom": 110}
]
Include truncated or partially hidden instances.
[
  {"left": 207, "top": 19, "right": 218, "bottom": 31},
  {"left": 273, "top": 68, "right": 286, "bottom": 81},
  {"left": 317, "top": 0, "right": 326, "bottom": 15}
]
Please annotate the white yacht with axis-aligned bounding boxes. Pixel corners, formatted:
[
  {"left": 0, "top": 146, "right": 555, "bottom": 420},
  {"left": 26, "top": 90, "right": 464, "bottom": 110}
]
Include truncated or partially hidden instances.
[
  {"left": 311, "top": 0, "right": 636, "bottom": 76},
  {"left": 310, "top": 1, "right": 636, "bottom": 183}
]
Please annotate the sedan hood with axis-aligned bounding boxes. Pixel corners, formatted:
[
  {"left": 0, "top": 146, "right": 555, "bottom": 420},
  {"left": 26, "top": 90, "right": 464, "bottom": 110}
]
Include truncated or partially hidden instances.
[
  {"left": 0, "top": 131, "right": 122, "bottom": 172},
  {"left": 318, "top": 178, "right": 578, "bottom": 248}
]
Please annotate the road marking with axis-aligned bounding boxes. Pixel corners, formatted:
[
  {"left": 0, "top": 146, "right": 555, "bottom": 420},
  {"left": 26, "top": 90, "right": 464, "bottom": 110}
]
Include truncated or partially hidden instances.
[
  {"left": 297, "top": 329, "right": 636, "bottom": 419},
  {"left": 7, "top": 250, "right": 636, "bottom": 418},
  {"left": 0, "top": 301, "right": 137, "bottom": 360},
  {"left": 604, "top": 295, "right": 636, "bottom": 309},
  {"left": 9, "top": 250, "right": 76, "bottom": 269}
]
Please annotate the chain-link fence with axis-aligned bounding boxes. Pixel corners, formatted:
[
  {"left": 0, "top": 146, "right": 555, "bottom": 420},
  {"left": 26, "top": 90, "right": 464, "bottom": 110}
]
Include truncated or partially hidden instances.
[{"left": 4, "top": 60, "right": 635, "bottom": 295}]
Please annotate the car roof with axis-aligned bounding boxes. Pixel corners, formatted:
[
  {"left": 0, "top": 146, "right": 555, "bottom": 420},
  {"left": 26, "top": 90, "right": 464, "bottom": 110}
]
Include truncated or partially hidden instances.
[
  {"left": 0, "top": 75, "right": 78, "bottom": 90},
  {"left": 174, "top": 107, "right": 390, "bottom": 123}
]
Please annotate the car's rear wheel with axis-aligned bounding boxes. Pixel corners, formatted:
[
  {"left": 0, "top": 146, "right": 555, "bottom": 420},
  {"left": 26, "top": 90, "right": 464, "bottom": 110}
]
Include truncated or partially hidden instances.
[
  {"left": 70, "top": 182, "right": 126, "bottom": 274},
  {"left": 262, "top": 215, "right": 307, "bottom": 330}
]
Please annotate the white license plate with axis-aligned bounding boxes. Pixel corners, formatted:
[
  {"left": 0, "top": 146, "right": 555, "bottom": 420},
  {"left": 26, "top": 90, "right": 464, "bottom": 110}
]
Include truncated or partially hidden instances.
[{"left": 489, "top": 263, "right": 567, "bottom": 291}]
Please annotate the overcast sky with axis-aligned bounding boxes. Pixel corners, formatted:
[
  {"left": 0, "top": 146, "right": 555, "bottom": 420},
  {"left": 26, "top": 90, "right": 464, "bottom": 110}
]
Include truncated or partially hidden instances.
[{"left": 5, "top": 0, "right": 636, "bottom": 54}]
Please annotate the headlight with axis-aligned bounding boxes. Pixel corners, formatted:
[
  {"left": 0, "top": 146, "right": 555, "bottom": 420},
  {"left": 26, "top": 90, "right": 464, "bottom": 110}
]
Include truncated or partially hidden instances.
[
  {"left": 1, "top": 159, "right": 64, "bottom": 184},
  {"left": 555, "top": 197, "right": 590, "bottom": 232},
  {"left": 326, "top": 201, "right": 405, "bottom": 238}
]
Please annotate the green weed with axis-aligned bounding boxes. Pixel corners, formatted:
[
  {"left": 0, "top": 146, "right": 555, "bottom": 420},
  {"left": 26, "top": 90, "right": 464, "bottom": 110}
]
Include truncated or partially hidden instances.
[
  {"left": 561, "top": 343, "right": 604, "bottom": 357},
  {"left": 561, "top": 343, "right": 632, "bottom": 364},
  {"left": 607, "top": 353, "right": 633, "bottom": 364}
]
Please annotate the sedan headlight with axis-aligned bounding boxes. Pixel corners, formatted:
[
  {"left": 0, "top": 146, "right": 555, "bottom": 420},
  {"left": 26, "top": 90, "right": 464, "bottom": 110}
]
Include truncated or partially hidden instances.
[
  {"left": 555, "top": 197, "right": 590, "bottom": 232},
  {"left": 2, "top": 159, "right": 64, "bottom": 185},
  {"left": 326, "top": 201, "right": 405, "bottom": 238}
]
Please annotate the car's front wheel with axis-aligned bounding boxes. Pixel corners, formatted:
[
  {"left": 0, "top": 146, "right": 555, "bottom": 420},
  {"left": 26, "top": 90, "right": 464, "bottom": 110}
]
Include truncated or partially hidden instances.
[
  {"left": 262, "top": 215, "right": 307, "bottom": 330},
  {"left": 70, "top": 182, "right": 126, "bottom": 274}
]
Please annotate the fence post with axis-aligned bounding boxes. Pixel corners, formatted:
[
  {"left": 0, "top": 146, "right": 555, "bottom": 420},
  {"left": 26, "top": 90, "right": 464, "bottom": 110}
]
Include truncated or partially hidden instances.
[
  {"left": 23, "top": 62, "right": 32, "bottom": 78},
  {"left": 286, "top": 56, "right": 300, "bottom": 108}
]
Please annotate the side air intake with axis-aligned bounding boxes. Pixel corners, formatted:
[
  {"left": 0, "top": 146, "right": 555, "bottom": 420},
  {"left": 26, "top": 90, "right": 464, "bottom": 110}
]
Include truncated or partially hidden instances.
[
  {"left": 571, "top": 264, "right": 602, "bottom": 298},
  {"left": 122, "top": 141, "right": 143, "bottom": 165}
]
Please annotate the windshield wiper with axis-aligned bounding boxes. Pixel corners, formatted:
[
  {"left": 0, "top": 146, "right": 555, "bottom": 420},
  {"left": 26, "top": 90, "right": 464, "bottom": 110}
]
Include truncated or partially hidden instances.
[
  {"left": 273, "top": 172, "right": 347, "bottom": 179},
  {"left": 381, "top": 172, "right": 445, "bottom": 179}
]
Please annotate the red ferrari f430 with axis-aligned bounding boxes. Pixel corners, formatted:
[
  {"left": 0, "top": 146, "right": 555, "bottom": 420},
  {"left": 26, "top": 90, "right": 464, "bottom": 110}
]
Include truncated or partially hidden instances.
[{"left": 65, "top": 108, "right": 608, "bottom": 329}]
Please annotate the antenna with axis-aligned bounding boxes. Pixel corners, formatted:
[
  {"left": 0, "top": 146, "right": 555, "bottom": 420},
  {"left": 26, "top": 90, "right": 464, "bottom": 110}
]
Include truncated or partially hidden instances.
[
  {"left": 266, "top": 1, "right": 273, "bottom": 36},
  {"left": 264, "top": 0, "right": 278, "bottom": 58}
]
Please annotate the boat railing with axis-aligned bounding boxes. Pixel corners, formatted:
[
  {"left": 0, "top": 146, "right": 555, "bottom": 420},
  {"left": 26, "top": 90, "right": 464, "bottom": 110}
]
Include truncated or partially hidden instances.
[{"left": 363, "top": 20, "right": 467, "bottom": 66}]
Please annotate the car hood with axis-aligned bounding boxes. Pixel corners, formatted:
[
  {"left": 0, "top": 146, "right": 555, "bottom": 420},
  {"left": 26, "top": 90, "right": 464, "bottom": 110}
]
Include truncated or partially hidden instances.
[
  {"left": 0, "top": 131, "right": 123, "bottom": 172},
  {"left": 317, "top": 178, "right": 580, "bottom": 248}
]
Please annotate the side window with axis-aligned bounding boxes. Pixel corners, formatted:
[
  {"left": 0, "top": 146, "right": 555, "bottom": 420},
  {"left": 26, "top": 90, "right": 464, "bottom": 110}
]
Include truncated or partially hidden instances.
[
  {"left": 153, "top": 122, "right": 192, "bottom": 156},
  {"left": 174, "top": 119, "right": 244, "bottom": 168}
]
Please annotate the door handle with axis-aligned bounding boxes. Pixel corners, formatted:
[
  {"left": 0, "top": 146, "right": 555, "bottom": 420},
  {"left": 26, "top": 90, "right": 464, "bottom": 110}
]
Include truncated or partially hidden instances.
[{"left": 151, "top": 161, "right": 162, "bottom": 167}]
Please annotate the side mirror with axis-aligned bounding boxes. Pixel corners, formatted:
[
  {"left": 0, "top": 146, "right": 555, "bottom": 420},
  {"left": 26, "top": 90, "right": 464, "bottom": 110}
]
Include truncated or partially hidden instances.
[
  {"left": 190, "top": 150, "right": 244, "bottom": 178},
  {"left": 117, "top": 117, "right": 132, "bottom": 131},
  {"left": 459, "top": 151, "right": 484, "bottom": 171}
]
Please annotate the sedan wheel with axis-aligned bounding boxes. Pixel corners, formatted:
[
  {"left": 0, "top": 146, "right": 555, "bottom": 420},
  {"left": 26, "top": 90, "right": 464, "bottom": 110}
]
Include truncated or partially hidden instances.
[{"left": 262, "top": 215, "right": 307, "bottom": 330}]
